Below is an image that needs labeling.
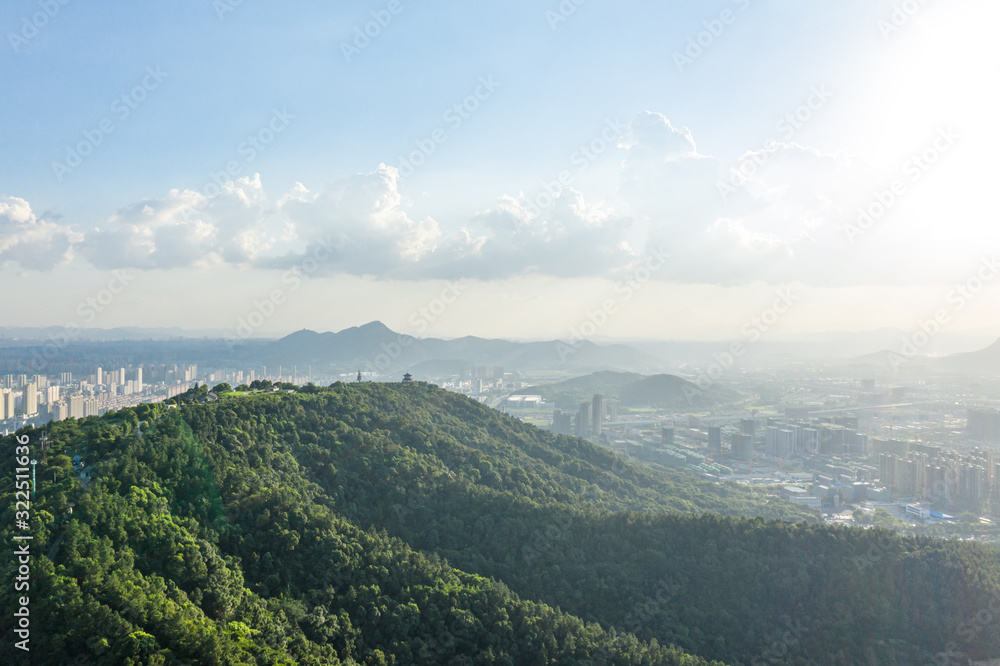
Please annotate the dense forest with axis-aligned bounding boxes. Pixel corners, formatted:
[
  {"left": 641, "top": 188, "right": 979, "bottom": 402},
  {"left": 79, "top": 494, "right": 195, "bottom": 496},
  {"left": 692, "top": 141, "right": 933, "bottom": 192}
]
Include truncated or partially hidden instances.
[{"left": 3, "top": 381, "right": 1000, "bottom": 664}]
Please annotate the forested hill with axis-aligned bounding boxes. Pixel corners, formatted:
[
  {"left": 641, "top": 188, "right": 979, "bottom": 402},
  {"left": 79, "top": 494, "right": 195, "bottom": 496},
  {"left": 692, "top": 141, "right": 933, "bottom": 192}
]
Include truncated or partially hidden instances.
[
  {"left": 1, "top": 390, "right": 716, "bottom": 665},
  {"left": 3, "top": 382, "right": 1000, "bottom": 665}
]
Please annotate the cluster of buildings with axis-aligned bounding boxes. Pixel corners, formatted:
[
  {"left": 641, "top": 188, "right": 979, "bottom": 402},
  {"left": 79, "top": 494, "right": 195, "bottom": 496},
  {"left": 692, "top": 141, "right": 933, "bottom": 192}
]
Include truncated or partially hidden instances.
[
  {"left": 462, "top": 366, "right": 506, "bottom": 396},
  {"left": 550, "top": 394, "right": 619, "bottom": 437},
  {"left": 1, "top": 366, "right": 150, "bottom": 425},
  {"left": 434, "top": 367, "right": 508, "bottom": 397},
  {"left": 594, "top": 423, "right": 730, "bottom": 478},
  {"left": 681, "top": 415, "right": 870, "bottom": 465},
  {"left": 0, "top": 364, "right": 204, "bottom": 432},
  {"left": 759, "top": 415, "right": 869, "bottom": 460},
  {"left": 0, "top": 361, "right": 361, "bottom": 434},
  {"left": 878, "top": 446, "right": 998, "bottom": 509},
  {"left": 727, "top": 420, "right": 755, "bottom": 461}
]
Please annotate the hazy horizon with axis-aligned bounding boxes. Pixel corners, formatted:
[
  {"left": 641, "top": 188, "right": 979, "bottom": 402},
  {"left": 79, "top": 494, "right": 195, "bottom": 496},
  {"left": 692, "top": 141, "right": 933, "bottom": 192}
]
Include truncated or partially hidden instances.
[{"left": 0, "top": 321, "right": 996, "bottom": 360}]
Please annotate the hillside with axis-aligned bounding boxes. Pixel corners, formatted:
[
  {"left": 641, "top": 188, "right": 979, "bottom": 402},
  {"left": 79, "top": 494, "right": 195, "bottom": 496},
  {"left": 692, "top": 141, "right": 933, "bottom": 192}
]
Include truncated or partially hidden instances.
[
  {"left": 514, "top": 370, "right": 645, "bottom": 409},
  {"left": 1, "top": 396, "right": 715, "bottom": 665},
  {"left": 4, "top": 384, "right": 1000, "bottom": 664},
  {"left": 936, "top": 337, "right": 1000, "bottom": 375},
  {"left": 517, "top": 371, "right": 735, "bottom": 410},
  {"left": 618, "top": 374, "right": 734, "bottom": 409}
]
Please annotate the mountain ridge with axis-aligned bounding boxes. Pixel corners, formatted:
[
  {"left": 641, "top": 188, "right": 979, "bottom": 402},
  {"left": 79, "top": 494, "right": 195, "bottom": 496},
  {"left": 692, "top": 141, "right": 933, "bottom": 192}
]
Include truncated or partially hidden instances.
[{"left": 259, "top": 321, "right": 666, "bottom": 374}]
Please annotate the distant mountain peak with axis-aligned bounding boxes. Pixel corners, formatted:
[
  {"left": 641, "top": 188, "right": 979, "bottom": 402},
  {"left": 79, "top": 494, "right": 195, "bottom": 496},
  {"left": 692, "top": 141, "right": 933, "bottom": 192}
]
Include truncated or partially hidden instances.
[
  {"left": 285, "top": 329, "right": 320, "bottom": 339},
  {"left": 356, "top": 321, "right": 394, "bottom": 334}
]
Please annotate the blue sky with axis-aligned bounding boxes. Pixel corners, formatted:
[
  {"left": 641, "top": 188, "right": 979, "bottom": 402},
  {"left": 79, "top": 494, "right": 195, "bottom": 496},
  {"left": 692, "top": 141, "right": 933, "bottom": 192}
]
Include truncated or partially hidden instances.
[{"left": 2, "top": 0, "right": 998, "bottom": 344}]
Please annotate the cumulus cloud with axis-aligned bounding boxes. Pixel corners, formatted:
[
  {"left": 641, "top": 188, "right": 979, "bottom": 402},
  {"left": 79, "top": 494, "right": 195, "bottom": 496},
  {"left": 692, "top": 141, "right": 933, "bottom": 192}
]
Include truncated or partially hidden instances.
[
  {"left": 5, "top": 110, "right": 939, "bottom": 285},
  {"left": 265, "top": 165, "right": 442, "bottom": 277},
  {"left": 619, "top": 112, "right": 725, "bottom": 228},
  {"left": 0, "top": 197, "right": 79, "bottom": 270},
  {"left": 418, "top": 188, "right": 635, "bottom": 280},
  {"left": 78, "top": 175, "right": 276, "bottom": 270},
  {"left": 615, "top": 111, "right": 912, "bottom": 285},
  {"left": 259, "top": 165, "right": 635, "bottom": 281}
]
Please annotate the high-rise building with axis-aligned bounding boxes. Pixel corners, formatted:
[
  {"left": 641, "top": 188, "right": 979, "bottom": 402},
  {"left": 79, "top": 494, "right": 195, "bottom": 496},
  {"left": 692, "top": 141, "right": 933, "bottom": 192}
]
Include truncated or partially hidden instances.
[
  {"left": 96, "top": 367, "right": 103, "bottom": 386},
  {"left": 800, "top": 428, "right": 819, "bottom": 456},
  {"left": 878, "top": 453, "right": 895, "bottom": 489},
  {"left": 846, "top": 431, "right": 869, "bottom": 457},
  {"left": 777, "top": 429, "right": 794, "bottom": 459},
  {"left": 69, "top": 395, "right": 85, "bottom": 419},
  {"left": 551, "top": 409, "right": 573, "bottom": 436},
  {"left": 993, "top": 463, "right": 1000, "bottom": 510},
  {"left": 0, "top": 389, "right": 14, "bottom": 420},
  {"left": 46, "top": 385, "right": 59, "bottom": 405},
  {"left": 661, "top": 427, "right": 675, "bottom": 448},
  {"left": 592, "top": 394, "right": 605, "bottom": 436},
  {"left": 576, "top": 402, "right": 592, "bottom": 436},
  {"left": 708, "top": 426, "right": 722, "bottom": 452},
  {"left": 968, "top": 408, "right": 1000, "bottom": 441},
  {"left": 765, "top": 426, "right": 795, "bottom": 459},
  {"left": 765, "top": 426, "right": 779, "bottom": 455},
  {"left": 84, "top": 398, "right": 100, "bottom": 418},
  {"left": 818, "top": 426, "right": 846, "bottom": 455},
  {"left": 732, "top": 433, "right": 754, "bottom": 461},
  {"left": 834, "top": 415, "right": 860, "bottom": 430},
  {"left": 24, "top": 383, "right": 37, "bottom": 416},
  {"left": 739, "top": 418, "right": 756, "bottom": 436}
]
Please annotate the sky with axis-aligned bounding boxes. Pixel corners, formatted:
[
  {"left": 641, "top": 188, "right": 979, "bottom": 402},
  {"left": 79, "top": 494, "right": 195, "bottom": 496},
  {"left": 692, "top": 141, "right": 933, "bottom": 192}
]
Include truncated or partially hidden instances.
[{"left": 2, "top": 0, "right": 999, "bottom": 345}]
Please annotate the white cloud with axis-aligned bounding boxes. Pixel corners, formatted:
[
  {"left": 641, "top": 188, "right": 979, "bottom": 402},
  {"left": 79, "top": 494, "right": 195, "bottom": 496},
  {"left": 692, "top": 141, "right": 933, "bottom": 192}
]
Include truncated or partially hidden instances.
[
  {"left": 266, "top": 165, "right": 443, "bottom": 276},
  {"left": 421, "top": 188, "right": 635, "bottom": 280},
  {"left": 613, "top": 112, "right": 954, "bottom": 285},
  {"left": 0, "top": 196, "right": 79, "bottom": 270},
  {"left": 79, "top": 175, "right": 275, "bottom": 270},
  {"left": 7, "top": 110, "right": 973, "bottom": 286},
  {"left": 265, "top": 166, "right": 635, "bottom": 281}
]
